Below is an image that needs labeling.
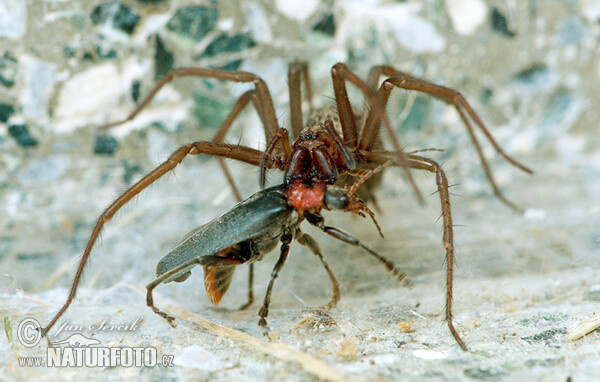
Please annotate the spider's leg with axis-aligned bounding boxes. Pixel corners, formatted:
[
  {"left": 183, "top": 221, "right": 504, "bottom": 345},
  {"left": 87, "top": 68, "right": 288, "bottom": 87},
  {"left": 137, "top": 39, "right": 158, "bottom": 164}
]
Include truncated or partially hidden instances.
[
  {"left": 213, "top": 89, "right": 265, "bottom": 202},
  {"left": 102, "top": 68, "right": 279, "bottom": 140},
  {"left": 363, "top": 65, "right": 533, "bottom": 211},
  {"left": 365, "top": 150, "right": 468, "bottom": 351},
  {"left": 288, "top": 62, "right": 315, "bottom": 139},
  {"left": 260, "top": 128, "right": 291, "bottom": 188},
  {"left": 42, "top": 142, "right": 266, "bottom": 337},
  {"left": 296, "top": 230, "right": 340, "bottom": 310},
  {"left": 330, "top": 63, "right": 424, "bottom": 204},
  {"left": 100, "top": 69, "right": 285, "bottom": 303},
  {"left": 101, "top": 68, "right": 285, "bottom": 197},
  {"left": 359, "top": 79, "right": 395, "bottom": 152}
]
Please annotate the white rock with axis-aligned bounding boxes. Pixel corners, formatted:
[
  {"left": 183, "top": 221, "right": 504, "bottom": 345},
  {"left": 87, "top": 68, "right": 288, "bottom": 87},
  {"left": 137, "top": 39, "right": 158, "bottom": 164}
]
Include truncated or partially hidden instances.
[
  {"left": 53, "top": 58, "right": 189, "bottom": 136},
  {"left": 173, "top": 345, "right": 233, "bottom": 370},
  {"left": 524, "top": 209, "right": 547, "bottom": 220},
  {"left": 338, "top": 2, "right": 445, "bottom": 54},
  {"left": 0, "top": 0, "right": 25, "bottom": 39},
  {"left": 413, "top": 349, "right": 448, "bottom": 360},
  {"left": 243, "top": 3, "right": 273, "bottom": 43},
  {"left": 580, "top": 0, "right": 600, "bottom": 23},
  {"left": 21, "top": 55, "right": 57, "bottom": 120},
  {"left": 445, "top": 0, "right": 488, "bottom": 36},
  {"left": 275, "top": 0, "right": 319, "bottom": 22}
]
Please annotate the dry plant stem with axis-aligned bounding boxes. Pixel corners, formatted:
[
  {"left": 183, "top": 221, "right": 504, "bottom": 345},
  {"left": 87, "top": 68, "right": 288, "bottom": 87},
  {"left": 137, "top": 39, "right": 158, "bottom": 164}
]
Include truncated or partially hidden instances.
[
  {"left": 167, "top": 305, "right": 348, "bottom": 382},
  {"left": 366, "top": 151, "right": 467, "bottom": 351},
  {"left": 41, "top": 142, "right": 264, "bottom": 336},
  {"left": 567, "top": 314, "right": 600, "bottom": 341}
]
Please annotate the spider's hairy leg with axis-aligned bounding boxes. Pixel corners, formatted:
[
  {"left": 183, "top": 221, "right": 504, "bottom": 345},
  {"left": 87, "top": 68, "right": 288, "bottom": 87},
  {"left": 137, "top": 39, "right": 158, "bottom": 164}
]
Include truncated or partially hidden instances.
[
  {"left": 260, "top": 127, "right": 291, "bottom": 188},
  {"left": 288, "top": 62, "right": 315, "bottom": 139},
  {"left": 363, "top": 65, "right": 533, "bottom": 211},
  {"left": 213, "top": 89, "right": 265, "bottom": 203},
  {"left": 101, "top": 68, "right": 279, "bottom": 140},
  {"left": 330, "top": 63, "right": 424, "bottom": 205},
  {"left": 365, "top": 151, "right": 468, "bottom": 351},
  {"left": 42, "top": 142, "right": 265, "bottom": 337},
  {"left": 101, "top": 68, "right": 286, "bottom": 200}
]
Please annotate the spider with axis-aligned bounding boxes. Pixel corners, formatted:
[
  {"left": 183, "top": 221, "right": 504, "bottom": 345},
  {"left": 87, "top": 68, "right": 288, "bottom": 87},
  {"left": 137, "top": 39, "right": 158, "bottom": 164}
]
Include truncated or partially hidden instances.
[{"left": 42, "top": 62, "right": 532, "bottom": 351}]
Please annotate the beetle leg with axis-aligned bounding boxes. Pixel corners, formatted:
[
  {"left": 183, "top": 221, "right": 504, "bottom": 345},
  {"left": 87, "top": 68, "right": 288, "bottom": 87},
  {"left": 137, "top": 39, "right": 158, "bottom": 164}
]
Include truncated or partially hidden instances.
[
  {"left": 238, "top": 264, "right": 254, "bottom": 311},
  {"left": 145, "top": 257, "right": 204, "bottom": 328},
  {"left": 296, "top": 230, "right": 340, "bottom": 310},
  {"left": 258, "top": 230, "right": 293, "bottom": 330},
  {"left": 304, "top": 212, "right": 409, "bottom": 285}
]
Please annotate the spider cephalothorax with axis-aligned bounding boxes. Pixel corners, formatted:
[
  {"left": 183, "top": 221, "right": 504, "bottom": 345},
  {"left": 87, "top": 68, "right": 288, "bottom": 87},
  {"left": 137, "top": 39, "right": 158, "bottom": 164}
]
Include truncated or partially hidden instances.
[{"left": 283, "top": 125, "right": 355, "bottom": 186}]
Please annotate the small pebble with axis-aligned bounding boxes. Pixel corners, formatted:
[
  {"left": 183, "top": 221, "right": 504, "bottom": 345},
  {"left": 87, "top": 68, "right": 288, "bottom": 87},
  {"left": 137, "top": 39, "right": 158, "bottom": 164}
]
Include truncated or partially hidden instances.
[
  {"left": 8, "top": 124, "right": 38, "bottom": 147},
  {"left": 94, "top": 135, "right": 118, "bottom": 155},
  {"left": 166, "top": 5, "right": 219, "bottom": 41}
]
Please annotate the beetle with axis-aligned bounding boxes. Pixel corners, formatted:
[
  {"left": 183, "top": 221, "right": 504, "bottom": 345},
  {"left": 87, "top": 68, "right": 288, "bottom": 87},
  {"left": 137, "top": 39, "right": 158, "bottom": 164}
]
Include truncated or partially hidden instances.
[{"left": 146, "top": 176, "right": 406, "bottom": 331}]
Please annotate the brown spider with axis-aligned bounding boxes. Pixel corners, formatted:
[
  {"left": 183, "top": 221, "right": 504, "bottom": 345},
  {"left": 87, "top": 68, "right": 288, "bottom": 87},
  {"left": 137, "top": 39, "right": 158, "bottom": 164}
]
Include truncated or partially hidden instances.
[{"left": 42, "top": 62, "right": 532, "bottom": 351}]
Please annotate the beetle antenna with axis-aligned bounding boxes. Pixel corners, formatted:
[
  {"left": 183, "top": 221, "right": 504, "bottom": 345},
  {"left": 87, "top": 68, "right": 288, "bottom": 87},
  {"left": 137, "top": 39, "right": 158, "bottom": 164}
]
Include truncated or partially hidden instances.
[{"left": 364, "top": 204, "right": 384, "bottom": 238}]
